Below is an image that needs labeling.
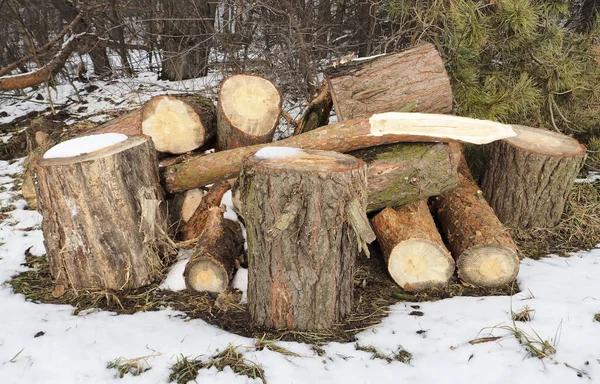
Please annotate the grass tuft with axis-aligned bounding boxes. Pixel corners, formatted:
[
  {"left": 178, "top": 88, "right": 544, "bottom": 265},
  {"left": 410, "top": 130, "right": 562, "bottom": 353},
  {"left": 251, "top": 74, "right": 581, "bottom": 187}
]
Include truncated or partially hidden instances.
[
  {"left": 512, "top": 305, "right": 535, "bottom": 322},
  {"left": 106, "top": 353, "right": 160, "bottom": 378},
  {"left": 168, "top": 355, "right": 203, "bottom": 384},
  {"left": 355, "top": 344, "right": 411, "bottom": 364},
  {"left": 594, "top": 313, "right": 600, "bottom": 323}
]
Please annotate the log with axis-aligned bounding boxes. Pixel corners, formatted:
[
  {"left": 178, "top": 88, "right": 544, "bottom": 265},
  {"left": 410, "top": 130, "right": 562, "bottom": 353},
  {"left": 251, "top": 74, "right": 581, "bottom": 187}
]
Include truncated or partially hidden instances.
[
  {"left": 32, "top": 134, "right": 170, "bottom": 291},
  {"left": 239, "top": 148, "right": 371, "bottom": 330},
  {"left": 351, "top": 142, "right": 460, "bottom": 212},
  {"left": 294, "top": 83, "right": 332, "bottom": 135},
  {"left": 179, "top": 180, "right": 231, "bottom": 241},
  {"left": 167, "top": 188, "right": 206, "bottom": 232},
  {"left": 162, "top": 112, "right": 517, "bottom": 193},
  {"left": 90, "top": 94, "right": 217, "bottom": 154},
  {"left": 432, "top": 159, "right": 519, "bottom": 288},
  {"left": 326, "top": 43, "right": 453, "bottom": 120},
  {"left": 480, "top": 125, "right": 586, "bottom": 229},
  {"left": 371, "top": 202, "right": 455, "bottom": 291},
  {"left": 217, "top": 74, "right": 282, "bottom": 150},
  {"left": 183, "top": 206, "right": 244, "bottom": 294},
  {"left": 21, "top": 131, "right": 56, "bottom": 209}
]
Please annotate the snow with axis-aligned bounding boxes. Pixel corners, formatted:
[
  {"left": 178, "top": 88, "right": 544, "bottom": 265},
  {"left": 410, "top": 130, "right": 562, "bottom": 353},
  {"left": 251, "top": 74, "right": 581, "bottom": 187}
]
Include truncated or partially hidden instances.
[
  {"left": 43, "top": 133, "right": 127, "bottom": 159},
  {"left": 253, "top": 146, "right": 304, "bottom": 159}
]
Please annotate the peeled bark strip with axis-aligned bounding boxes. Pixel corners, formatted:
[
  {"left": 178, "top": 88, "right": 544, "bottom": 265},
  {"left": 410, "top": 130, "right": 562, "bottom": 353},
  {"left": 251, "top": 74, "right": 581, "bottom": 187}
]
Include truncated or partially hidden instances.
[
  {"left": 371, "top": 202, "right": 454, "bottom": 291},
  {"left": 217, "top": 74, "right": 282, "bottom": 150},
  {"left": 326, "top": 43, "right": 452, "bottom": 120},
  {"left": 294, "top": 83, "right": 332, "bottom": 135},
  {"left": 179, "top": 180, "right": 231, "bottom": 241},
  {"left": 481, "top": 125, "right": 586, "bottom": 229},
  {"left": 33, "top": 136, "right": 168, "bottom": 291},
  {"left": 90, "top": 94, "right": 217, "bottom": 154},
  {"left": 351, "top": 142, "right": 460, "bottom": 212},
  {"left": 162, "top": 112, "right": 517, "bottom": 193},
  {"left": 433, "top": 167, "right": 519, "bottom": 288},
  {"left": 239, "top": 149, "right": 368, "bottom": 330},
  {"left": 183, "top": 207, "right": 244, "bottom": 294}
]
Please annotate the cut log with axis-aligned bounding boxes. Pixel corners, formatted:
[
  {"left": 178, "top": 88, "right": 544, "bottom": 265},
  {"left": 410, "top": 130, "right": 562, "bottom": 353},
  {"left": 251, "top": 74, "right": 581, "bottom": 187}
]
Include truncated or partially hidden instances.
[
  {"left": 371, "top": 202, "right": 454, "bottom": 291},
  {"left": 432, "top": 158, "right": 519, "bottom": 288},
  {"left": 351, "top": 142, "right": 460, "bottom": 212},
  {"left": 167, "top": 188, "right": 206, "bottom": 232},
  {"left": 32, "top": 135, "right": 170, "bottom": 291},
  {"left": 21, "top": 131, "right": 56, "bottom": 209},
  {"left": 326, "top": 43, "right": 453, "bottom": 120},
  {"left": 183, "top": 206, "right": 244, "bottom": 294},
  {"left": 217, "top": 74, "right": 282, "bottom": 150},
  {"left": 294, "top": 83, "right": 332, "bottom": 135},
  {"left": 239, "top": 148, "right": 370, "bottom": 330},
  {"left": 480, "top": 125, "right": 586, "bottom": 229},
  {"left": 90, "top": 94, "right": 217, "bottom": 154},
  {"left": 179, "top": 180, "right": 231, "bottom": 241},
  {"left": 162, "top": 112, "right": 517, "bottom": 193}
]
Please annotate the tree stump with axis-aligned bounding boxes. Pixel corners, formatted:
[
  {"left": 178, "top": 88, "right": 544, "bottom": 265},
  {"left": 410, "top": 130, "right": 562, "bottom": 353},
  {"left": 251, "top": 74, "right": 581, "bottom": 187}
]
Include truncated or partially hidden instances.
[
  {"left": 238, "top": 148, "right": 370, "bottom": 330},
  {"left": 480, "top": 125, "right": 586, "bottom": 229},
  {"left": 371, "top": 201, "right": 455, "bottom": 292},
  {"left": 33, "top": 134, "right": 170, "bottom": 291},
  {"left": 217, "top": 74, "right": 282, "bottom": 150}
]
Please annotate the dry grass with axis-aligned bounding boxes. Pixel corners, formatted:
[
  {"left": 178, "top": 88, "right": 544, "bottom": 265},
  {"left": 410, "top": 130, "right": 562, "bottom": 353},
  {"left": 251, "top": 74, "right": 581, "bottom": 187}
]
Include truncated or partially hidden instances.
[
  {"left": 512, "top": 305, "right": 535, "bottom": 322},
  {"left": 355, "top": 344, "right": 412, "bottom": 364},
  {"left": 106, "top": 352, "right": 160, "bottom": 378},
  {"left": 594, "top": 313, "right": 600, "bottom": 323}
]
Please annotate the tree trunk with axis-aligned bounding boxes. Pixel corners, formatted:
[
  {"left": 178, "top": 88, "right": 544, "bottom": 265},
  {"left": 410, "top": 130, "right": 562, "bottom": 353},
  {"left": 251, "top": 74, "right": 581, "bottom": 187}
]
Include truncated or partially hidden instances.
[
  {"left": 32, "top": 135, "right": 170, "bottom": 291},
  {"left": 351, "top": 142, "right": 460, "bottom": 212},
  {"left": 371, "top": 202, "right": 454, "bottom": 292},
  {"left": 239, "top": 149, "right": 369, "bottom": 330},
  {"left": 90, "top": 94, "right": 217, "bottom": 154},
  {"left": 325, "top": 43, "right": 453, "bottom": 120},
  {"left": 217, "top": 74, "right": 282, "bottom": 150},
  {"left": 480, "top": 125, "right": 586, "bottom": 229},
  {"left": 179, "top": 180, "right": 231, "bottom": 241},
  {"left": 162, "top": 112, "right": 517, "bottom": 193},
  {"left": 432, "top": 161, "right": 519, "bottom": 288},
  {"left": 183, "top": 206, "right": 244, "bottom": 294}
]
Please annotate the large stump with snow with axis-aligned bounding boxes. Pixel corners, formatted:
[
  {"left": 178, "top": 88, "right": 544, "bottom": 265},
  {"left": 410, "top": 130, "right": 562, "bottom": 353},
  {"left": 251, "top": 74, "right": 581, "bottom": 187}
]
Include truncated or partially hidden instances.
[
  {"left": 480, "top": 125, "right": 586, "bottom": 229},
  {"left": 33, "top": 134, "right": 169, "bottom": 291},
  {"left": 238, "top": 147, "right": 371, "bottom": 330}
]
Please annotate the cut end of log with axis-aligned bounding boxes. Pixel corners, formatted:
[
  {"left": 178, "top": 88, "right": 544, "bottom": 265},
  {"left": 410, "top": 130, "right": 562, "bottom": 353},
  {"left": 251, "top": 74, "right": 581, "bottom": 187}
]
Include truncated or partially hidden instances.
[
  {"left": 505, "top": 125, "right": 586, "bottom": 157},
  {"left": 184, "top": 257, "right": 229, "bottom": 294},
  {"left": 38, "top": 135, "right": 145, "bottom": 166},
  {"left": 457, "top": 244, "right": 520, "bottom": 288},
  {"left": 388, "top": 239, "right": 454, "bottom": 292},
  {"left": 180, "top": 188, "right": 206, "bottom": 223},
  {"left": 142, "top": 95, "right": 206, "bottom": 154},
  {"left": 368, "top": 113, "right": 517, "bottom": 145}
]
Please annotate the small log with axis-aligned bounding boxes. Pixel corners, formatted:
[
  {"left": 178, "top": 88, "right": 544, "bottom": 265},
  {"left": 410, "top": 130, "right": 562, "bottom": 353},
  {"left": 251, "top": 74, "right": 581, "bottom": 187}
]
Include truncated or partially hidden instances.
[
  {"left": 432, "top": 159, "right": 519, "bottom": 288},
  {"left": 480, "top": 125, "right": 586, "bottom": 229},
  {"left": 326, "top": 43, "right": 453, "bottom": 120},
  {"left": 371, "top": 202, "right": 455, "bottom": 291},
  {"left": 179, "top": 180, "right": 231, "bottom": 241},
  {"left": 33, "top": 135, "right": 169, "bottom": 291},
  {"left": 90, "top": 94, "right": 217, "bottom": 154},
  {"left": 162, "top": 112, "right": 517, "bottom": 193},
  {"left": 183, "top": 206, "right": 244, "bottom": 294},
  {"left": 294, "top": 83, "right": 332, "bottom": 135},
  {"left": 217, "top": 74, "right": 282, "bottom": 150},
  {"left": 239, "top": 148, "right": 370, "bottom": 330},
  {"left": 167, "top": 188, "right": 206, "bottom": 231}
]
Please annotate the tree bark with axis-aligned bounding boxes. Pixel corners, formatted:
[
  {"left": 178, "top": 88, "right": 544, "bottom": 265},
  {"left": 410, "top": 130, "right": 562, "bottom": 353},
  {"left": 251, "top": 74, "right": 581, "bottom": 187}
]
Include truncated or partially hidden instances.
[
  {"left": 168, "top": 188, "right": 206, "bottom": 235},
  {"left": 217, "top": 74, "right": 282, "bottom": 150},
  {"left": 32, "top": 135, "right": 170, "bottom": 291},
  {"left": 183, "top": 206, "right": 244, "bottom": 294},
  {"left": 325, "top": 43, "right": 453, "bottom": 120},
  {"left": 432, "top": 161, "right": 520, "bottom": 288},
  {"left": 294, "top": 82, "right": 332, "bottom": 135},
  {"left": 371, "top": 202, "right": 454, "bottom": 292},
  {"left": 239, "top": 149, "right": 369, "bottom": 330},
  {"left": 179, "top": 180, "right": 231, "bottom": 241},
  {"left": 480, "top": 125, "right": 586, "bottom": 229},
  {"left": 162, "top": 112, "right": 517, "bottom": 193}
]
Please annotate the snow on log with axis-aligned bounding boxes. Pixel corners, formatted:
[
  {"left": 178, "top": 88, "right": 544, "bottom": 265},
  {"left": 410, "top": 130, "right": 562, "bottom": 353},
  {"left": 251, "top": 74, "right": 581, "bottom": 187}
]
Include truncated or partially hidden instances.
[
  {"left": 326, "top": 43, "right": 453, "bottom": 120},
  {"left": 238, "top": 148, "right": 370, "bottom": 330},
  {"left": 217, "top": 74, "right": 282, "bottom": 150},
  {"left": 432, "top": 158, "right": 519, "bottom": 288},
  {"left": 179, "top": 180, "right": 231, "bottom": 242},
  {"left": 183, "top": 206, "right": 244, "bottom": 294},
  {"left": 480, "top": 125, "right": 586, "bottom": 229},
  {"left": 371, "top": 201, "right": 455, "bottom": 292},
  {"left": 162, "top": 112, "right": 516, "bottom": 193},
  {"left": 33, "top": 135, "right": 170, "bottom": 291}
]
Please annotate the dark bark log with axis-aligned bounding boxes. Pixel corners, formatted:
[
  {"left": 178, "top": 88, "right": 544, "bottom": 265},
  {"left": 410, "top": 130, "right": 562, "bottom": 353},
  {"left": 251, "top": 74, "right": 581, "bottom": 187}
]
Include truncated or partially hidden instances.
[
  {"left": 480, "top": 125, "right": 586, "bottom": 229},
  {"left": 294, "top": 83, "right": 332, "bottom": 135}
]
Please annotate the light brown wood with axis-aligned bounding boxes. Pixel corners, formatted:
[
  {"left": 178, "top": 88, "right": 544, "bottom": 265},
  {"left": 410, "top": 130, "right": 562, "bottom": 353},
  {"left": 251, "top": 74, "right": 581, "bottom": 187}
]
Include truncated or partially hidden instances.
[
  {"left": 480, "top": 125, "right": 586, "bottom": 229},
  {"left": 371, "top": 202, "right": 454, "bottom": 291},
  {"left": 217, "top": 74, "right": 282, "bottom": 150},
  {"left": 32, "top": 135, "right": 170, "bottom": 291},
  {"left": 179, "top": 181, "right": 230, "bottom": 241}
]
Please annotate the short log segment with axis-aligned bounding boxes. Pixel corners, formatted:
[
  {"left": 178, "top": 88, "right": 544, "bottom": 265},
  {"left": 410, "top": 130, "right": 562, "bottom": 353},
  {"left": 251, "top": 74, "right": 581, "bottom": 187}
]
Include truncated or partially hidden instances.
[
  {"left": 433, "top": 162, "right": 519, "bottom": 288},
  {"left": 480, "top": 125, "right": 586, "bottom": 229},
  {"left": 371, "top": 202, "right": 454, "bottom": 292},
  {"left": 183, "top": 206, "right": 244, "bottom": 294},
  {"left": 179, "top": 180, "right": 231, "bottom": 241},
  {"left": 217, "top": 75, "right": 282, "bottom": 150},
  {"left": 33, "top": 135, "right": 169, "bottom": 291},
  {"left": 326, "top": 43, "right": 453, "bottom": 120},
  {"left": 238, "top": 148, "right": 370, "bottom": 330}
]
